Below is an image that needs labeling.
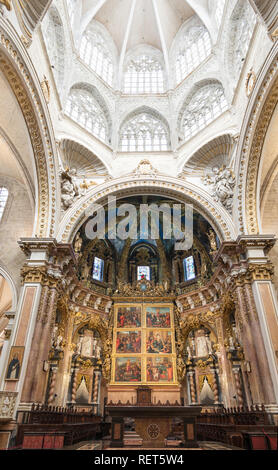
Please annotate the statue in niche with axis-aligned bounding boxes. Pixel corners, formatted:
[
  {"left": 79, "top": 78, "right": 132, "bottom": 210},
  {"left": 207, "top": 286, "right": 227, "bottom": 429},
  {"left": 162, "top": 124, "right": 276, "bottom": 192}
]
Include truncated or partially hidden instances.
[
  {"left": 51, "top": 325, "right": 64, "bottom": 351},
  {"left": 76, "top": 376, "right": 90, "bottom": 404},
  {"left": 76, "top": 328, "right": 102, "bottom": 360},
  {"left": 199, "top": 376, "right": 215, "bottom": 405},
  {"left": 208, "top": 229, "right": 218, "bottom": 253},
  {"left": 187, "top": 328, "right": 213, "bottom": 359},
  {"left": 74, "top": 233, "right": 83, "bottom": 254}
]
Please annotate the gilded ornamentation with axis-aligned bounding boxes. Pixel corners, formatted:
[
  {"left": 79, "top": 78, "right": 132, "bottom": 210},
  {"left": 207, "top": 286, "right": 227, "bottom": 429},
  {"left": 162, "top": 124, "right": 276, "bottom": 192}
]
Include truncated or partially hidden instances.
[
  {"left": 246, "top": 69, "right": 256, "bottom": 97},
  {"left": 0, "top": 1, "right": 11, "bottom": 11},
  {"left": 41, "top": 75, "right": 50, "bottom": 104},
  {"left": 239, "top": 61, "right": 278, "bottom": 233},
  {"left": 0, "top": 33, "right": 57, "bottom": 237}
]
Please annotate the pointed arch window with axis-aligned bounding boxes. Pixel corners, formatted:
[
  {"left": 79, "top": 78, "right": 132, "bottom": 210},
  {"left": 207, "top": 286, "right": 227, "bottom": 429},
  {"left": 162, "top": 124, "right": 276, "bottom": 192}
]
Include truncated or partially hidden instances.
[
  {"left": 123, "top": 55, "right": 165, "bottom": 94},
  {"left": 183, "top": 256, "right": 196, "bottom": 281},
  {"left": 180, "top": 84, "right": 228, "bottom": 142},
  {"left": 41, "top": 8, "right": 65, "bottom": 92},
  {"left": 0, "top": 187, "right": 8, "bottom": 222},
  {"left": 120, "top": 112, "right": 170, "bottom": 152},
  {"left": 80, "top": 28, "right": 114, "bottom": 86},
  {"left": 65, "top": 88, "right": 108, "bottom": 142},
  {"left": 175, "top": 25, "right": 211, "bottom": 85},
  {"left": 230, "top": 2, "right": 256, "bottom": 77}
]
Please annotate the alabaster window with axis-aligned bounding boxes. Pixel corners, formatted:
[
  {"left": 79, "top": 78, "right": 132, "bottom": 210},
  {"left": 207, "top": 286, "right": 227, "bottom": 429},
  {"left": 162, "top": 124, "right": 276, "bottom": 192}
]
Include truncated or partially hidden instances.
[
  {"left": 123, "top": 55, "right": 165, "bottom": 94},
  {"left": 215, "top": 0, "right": 226, "bottom": 27},
  {"left": 41, "top": 8, "right": 65, "bottom": 91},
  {"left": 65, "top": 89, "right": 107, "bottom": 142},
  {"left": 175, "top": 25, "right": 211, "bottom": 85},
  {"left": 183, "top": 256, "right": 196, "bottom": 281},
  {"left": 92, "top": 257, "right": 104, "bottom": 282},
  {"left": 137, "top": 266, "right": 151, "bottom": 281},
  {"left": 0, "top": 187, "right": 8, "bottom": 222},
  {"left": 120, "top": 113, "right": 170, "bottom": 152},
  {"left": 230, "top": 2, "right": 256, "bottom": 77},
  {"left": 181, "top": 84, "right": 228, "bottom": 142},
  {"left": 80, "top": 27, "right": 114, "bottom": 86},
  {"left": 66, "top": 0, "right": 77, "bottom": 27}
]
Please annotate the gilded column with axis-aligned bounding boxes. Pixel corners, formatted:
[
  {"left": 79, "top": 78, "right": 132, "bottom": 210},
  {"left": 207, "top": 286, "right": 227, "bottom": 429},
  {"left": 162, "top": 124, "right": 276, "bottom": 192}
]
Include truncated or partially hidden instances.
[
  {"left": 71, "top": 365, "right": 79, "bottom": 403},
  {"left": 232, "top": 366, "right": 244, "bottom": 407},
  {"left": 187, "top": 369, "right": 197, "bottom": 404},
  {"left": 47, "top": 365, "right": 58, "bottom": 405}
]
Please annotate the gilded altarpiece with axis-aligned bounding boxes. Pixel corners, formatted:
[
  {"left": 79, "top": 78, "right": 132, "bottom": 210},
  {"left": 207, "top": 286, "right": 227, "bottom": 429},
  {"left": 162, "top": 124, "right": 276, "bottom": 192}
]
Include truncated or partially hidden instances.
[{"left": 111, "top": 303, "right": 178, "bottom": 385}]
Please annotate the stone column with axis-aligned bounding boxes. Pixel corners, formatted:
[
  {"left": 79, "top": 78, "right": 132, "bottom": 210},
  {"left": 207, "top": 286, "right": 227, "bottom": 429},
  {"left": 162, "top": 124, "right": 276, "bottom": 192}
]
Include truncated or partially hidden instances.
[
  {"left": 233, "top": 284, "right": 266, "bottom": 404},
  {"left": 215, "top": 315, "right": 234, "bottom": 407},
  {"left": 242, "top": 236, "right": 278, "bottom": 409}
]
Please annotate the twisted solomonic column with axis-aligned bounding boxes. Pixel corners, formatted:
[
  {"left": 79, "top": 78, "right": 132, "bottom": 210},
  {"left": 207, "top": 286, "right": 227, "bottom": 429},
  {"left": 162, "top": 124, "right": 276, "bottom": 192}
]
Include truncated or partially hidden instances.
[
  {"left": 48, "top": 366, "right": 58, "bottom": 405},
  {"left": 233, "top": 367, "right": 244, "bottom": 407}
]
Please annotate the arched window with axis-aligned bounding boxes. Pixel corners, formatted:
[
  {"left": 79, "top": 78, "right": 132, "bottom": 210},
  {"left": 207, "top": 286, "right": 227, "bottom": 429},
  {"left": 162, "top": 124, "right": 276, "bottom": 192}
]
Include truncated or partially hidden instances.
[
  {"left": 65, "top": 86, "right": 109, "bottom": 143},
  {"left": 183, "top": 256, "right": 196, "bottom": 281},
  {"left": 41, "top": 7, "right": 65, "bottom": 92},
  {"left": 119, "top": 112, "right": 170, "bottom": 152},
  {"left": 80, "top": 26, "right": 114, "bottom": 86},
  {"left": 180, "top": 83, "right": 228, "bottom": 142},
  {"left": 0, "top": 187, "right": 8, "bottom": 222},
  {"left": 175, "top": 23, "right": 211, "bottom": 85},
  {"left": 92, "top": 257, "right": 104, "bottom": 282},
  {"left": 123, "top": 55, "right": 165, "bottom": 94},
  {"left": 229, "top": 1, "right": 256, "bottom": 78}
]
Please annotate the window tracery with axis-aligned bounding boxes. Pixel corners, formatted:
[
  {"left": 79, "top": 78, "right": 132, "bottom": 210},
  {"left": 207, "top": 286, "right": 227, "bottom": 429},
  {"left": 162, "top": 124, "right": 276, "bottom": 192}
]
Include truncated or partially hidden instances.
[
  {"left": 0, "top": 187, "right": 8, "bottom": 222},
  {"left": 41, "top": 7, "right": 65, "bottom": 91},
  {"left": 175, "top": 24, "right": 211, "bottom": 85},
  {"left": 65, "top": 88, "right": 108, "bottom": 143},
  {"left": 123, "top": 55, "right": 165, "bottom": 94},
  {"left": 180, "top": 83, "right": 228, "bottom": 142},
  {"left": 80, "top": 27, "right": 114, "bottom": 86},
  {"left": 229, "top": 1, "right": 256, "bottom": 78},
  {"left": 119, "top": 112, "right": 170, "bottom": 152}
]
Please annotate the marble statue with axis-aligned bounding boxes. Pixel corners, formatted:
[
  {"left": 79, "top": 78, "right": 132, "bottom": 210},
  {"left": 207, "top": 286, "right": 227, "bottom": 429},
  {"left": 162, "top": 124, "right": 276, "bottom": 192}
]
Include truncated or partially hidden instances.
[{"left": 203, "top": 166, "right": 235, "bottom": 213}]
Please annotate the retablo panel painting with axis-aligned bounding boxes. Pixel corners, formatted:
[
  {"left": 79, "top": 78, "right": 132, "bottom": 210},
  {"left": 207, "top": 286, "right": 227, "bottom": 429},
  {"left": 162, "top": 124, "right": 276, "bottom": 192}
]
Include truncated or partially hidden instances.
[
  {"left": 117, "top": 306, "right": 141, "bottom": 328},
  {"left": 146, "top": 357, "right": 174, "bottom": 383},
  {"left": 146, "top": 330, "right": 172, "bottom": 354},
  {"left": 113, "top": 303, "right": 176, "bottom": 384},
  {"left": 115, "top": 331, "right": 141, "bottom": 353},
  {"left": 115, "top": 357, "right": 141, "bottom": 382},
  {"left": 146, "top": 306, "right": 171, "bottom": 328}
]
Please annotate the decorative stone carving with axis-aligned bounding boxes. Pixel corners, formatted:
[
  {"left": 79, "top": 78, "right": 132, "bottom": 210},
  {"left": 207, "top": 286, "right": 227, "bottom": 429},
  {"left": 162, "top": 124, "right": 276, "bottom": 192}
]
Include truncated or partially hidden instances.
[
  {"left": 41, "top": 75, "right": 50, "bottom": 104},
  {"left": 132, "top": 159, "right": 159, "bottom": 177},
  {"left": 60, "top": 168, "right": 86, "bottom": 210},
  {"left": 203, "top": 166, "right": 235, "bottom": 213},
  {"left": 0, "top": 391, "right": 17, "bottom": 422},
  {"left": 0, "top": 1, "right": 11, "bottom": 11}
]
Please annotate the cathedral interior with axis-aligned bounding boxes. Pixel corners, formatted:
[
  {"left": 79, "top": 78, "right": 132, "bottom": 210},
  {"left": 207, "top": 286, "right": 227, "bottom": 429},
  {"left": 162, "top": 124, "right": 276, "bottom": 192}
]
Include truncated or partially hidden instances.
[{"left": 0, "top": 0, "right": 278, "bottom": 451}]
